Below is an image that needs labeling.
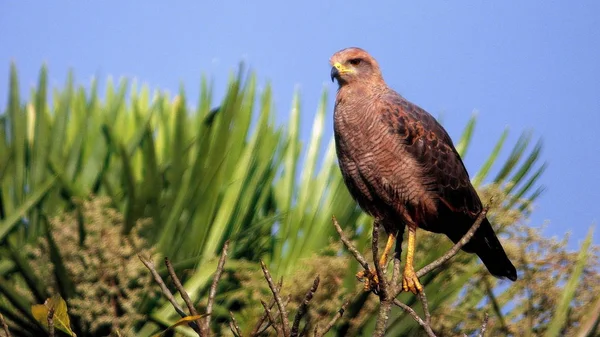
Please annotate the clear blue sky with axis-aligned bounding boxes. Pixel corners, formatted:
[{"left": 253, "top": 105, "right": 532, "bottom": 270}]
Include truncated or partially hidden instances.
[{"left": 1, "top": 1, "right": 599, "bottom": 247}]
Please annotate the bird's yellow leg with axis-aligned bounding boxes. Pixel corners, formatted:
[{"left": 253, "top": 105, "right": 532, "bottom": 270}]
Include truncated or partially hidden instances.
[
  {"left": 379, "top": 232, "right": 397, "bottom": 269},
  {"left": 402, "top": 225, "right": 423, "bottom": 294}
]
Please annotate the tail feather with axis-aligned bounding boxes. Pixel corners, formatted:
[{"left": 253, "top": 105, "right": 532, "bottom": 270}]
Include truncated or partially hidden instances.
[{"left": 447, "top": 217, "right": 517, "bottom": 281}]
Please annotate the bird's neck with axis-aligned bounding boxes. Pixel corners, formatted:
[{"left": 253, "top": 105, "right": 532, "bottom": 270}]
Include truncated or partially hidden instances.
[{"left": 336, "top": 83, "right": 385, "bottom": 110}]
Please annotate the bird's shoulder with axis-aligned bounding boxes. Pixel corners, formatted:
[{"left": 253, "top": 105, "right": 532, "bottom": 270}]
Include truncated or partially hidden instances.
[{"left": 375, "top": 90, "right": 482, "bottom": 213}]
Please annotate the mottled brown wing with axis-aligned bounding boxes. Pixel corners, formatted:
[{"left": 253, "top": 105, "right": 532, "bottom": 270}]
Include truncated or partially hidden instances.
[{"left": 379, "top": 91, "right": 483, "bottom": 218}]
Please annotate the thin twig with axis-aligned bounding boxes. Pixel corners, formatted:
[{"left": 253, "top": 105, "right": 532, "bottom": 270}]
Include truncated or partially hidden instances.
[
  {"left": 205, "top": 240, "right": 230, "bottom": 336},
  {"left": 419, "top": 292, "right": 431, "bottom": 326},
  {"left": 332, "top": 216, "right": 370, "bottom": 271},
  {"left": 392, "top": 299, "right": 437, "bottom": 337},
  {"left": 291, "top": 275, "right": 320, "bottom": 337},
  {"left": 260, "top": 260, "right": 290, "bottom": 336},
  {"left": 315, "top": 293, "right": 354, "bottom": 337},
  {"left": 477, "top": 313, "right": 489, "bottom": 337},
  {"left": 229, "top": 311, "right": 243, "bottom": 337},
  {"left": 139, "top": 255, "right": 187, "bottom": 317},
  {"left": 139, "top": 254, "right": 201, "bottom": 334},
  {"left": 251, "top": 278, "right": 283, "bottom": 336},
  {"left": 416, "top": 207, "right": 488, "bottom": 278},
  {"left": 0, "top": 314, "right": 10, "bottom": 337},
  {"left": 261, "top": 299, "right": 283, "bottom": 336},
  {"left": 255, "top": 297, "right": 291, "bottom": 336},
  {"left": 47, "top": 306, "right": 55, "bottom": 337},
  {"left": 165, "top": 257, "right": 203, "bottom": 333}
]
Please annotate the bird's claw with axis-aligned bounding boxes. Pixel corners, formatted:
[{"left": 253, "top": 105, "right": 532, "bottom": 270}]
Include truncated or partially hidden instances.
[
  {"left": 402, "top": 269, "right": 423, "bottom": 294},
  {"left": 356, "top": 269, "right": 379, "bottom": 292}
]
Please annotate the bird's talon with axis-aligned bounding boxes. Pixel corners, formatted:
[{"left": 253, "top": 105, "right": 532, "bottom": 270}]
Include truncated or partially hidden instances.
[
  {"left": 356, "top": 269, "right": 379, "bottom": 292},
  {"left": 402, "top": 269, "right": 423, "bottom": 294}
]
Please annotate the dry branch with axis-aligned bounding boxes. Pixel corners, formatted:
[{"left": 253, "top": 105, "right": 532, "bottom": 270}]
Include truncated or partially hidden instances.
[
  {"left": 251, "top": 278, "right": 283, "bottom": 336},
  {"left": 331, "top": 207, "right": 491, "bottom": 337},
  {"left": 392, "top": 299, "right": 436, "bottom": 337},
  {"left": 205, "top": 240, "right": 230, "bottom": 336},
  {"left": 47, "top": 306, "right": 55, "bottom": 337},
  {"left": 138, "top": 255, "right": 189, "bottom": 319},
  {"left": 291, "top": 276, "right": 320, "bottom": 337},
  {"left": 0, "top": 314, "right": 11, "bottom": 337},
  {"left": 165, "top": 257, "right": 203, "bottom": 333},
  {"left": 261, "top": 299, "right": 283, "bottom": 336},
  {"left": 315, "top": 292, "right": 356, "bottom": 337},
  {"left": 260, "top": 260, "right": 291, "bottom": 336},
  {"left": 477, "top": 313, "right": 489, "bottom": 337},
  {"left": 332, "top": 216, "right": 370, "bottom": 271},
  {"left": 229, "top": 311, "right": 242, "bottom": 337},
  {"left": 140, "top": 240, "right": 231, "bottom": 336}
]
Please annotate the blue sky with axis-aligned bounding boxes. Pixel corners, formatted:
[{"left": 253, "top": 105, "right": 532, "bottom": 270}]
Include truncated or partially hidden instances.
[{"left": 1, "top": 1, "right": 599, "bottom": 247}]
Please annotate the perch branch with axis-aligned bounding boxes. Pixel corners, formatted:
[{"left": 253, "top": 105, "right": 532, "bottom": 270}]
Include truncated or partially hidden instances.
[
  {"left": 373, "top": 220, "right": 394, "bottom": 337},
  {"left": 291, "top": 275, "right": 320, "bottom": 337},
  {"left": 260, "top": 260, "right": 291, "bottom": 336},
  {"left": 205, "top": 240, "right": 230, "bottom": 336}
]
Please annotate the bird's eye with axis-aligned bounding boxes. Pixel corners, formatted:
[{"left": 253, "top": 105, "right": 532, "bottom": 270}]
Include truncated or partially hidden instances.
[{"left": 349, "top": 58, "right": 362, "bottom": 66}]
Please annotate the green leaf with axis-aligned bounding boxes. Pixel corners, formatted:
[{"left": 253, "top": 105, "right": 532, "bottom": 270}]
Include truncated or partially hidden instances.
[
  {"left": 545, "top": 226, "right": 594, "bottom": 337},
  {"left": 0, "top": 177, "right": 57, "bottom": 241}
]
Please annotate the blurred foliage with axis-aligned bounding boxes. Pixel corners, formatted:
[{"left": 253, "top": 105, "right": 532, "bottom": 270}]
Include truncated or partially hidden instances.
[{"left": 0, "top": 64, "right": 597, "bottom": 337}]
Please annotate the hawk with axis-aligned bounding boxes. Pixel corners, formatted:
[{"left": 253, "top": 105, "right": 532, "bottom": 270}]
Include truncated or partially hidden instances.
[{"left": 330, "top": 47, "right": 517, "bottom": 294}]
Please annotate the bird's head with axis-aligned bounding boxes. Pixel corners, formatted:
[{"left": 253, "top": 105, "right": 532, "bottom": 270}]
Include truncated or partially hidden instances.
[{"left": 329, "top": 47, "right": 383, "bottom": 87}]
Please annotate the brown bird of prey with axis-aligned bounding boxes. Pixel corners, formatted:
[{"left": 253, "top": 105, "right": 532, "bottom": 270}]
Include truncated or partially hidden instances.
[{"left": 330, "top": 47, "right": 517, "bottom": 294}]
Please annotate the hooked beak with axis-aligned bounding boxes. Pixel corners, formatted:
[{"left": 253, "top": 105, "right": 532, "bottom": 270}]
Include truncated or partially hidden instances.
[
  {"left": 330, "top": 66, "right": 339, "bottom": 82},
  {"left": 330, "top": 62, "right": 353, "bottom": 82}
]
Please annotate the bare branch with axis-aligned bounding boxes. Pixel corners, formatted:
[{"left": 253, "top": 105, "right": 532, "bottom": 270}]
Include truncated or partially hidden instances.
[
  {"left": 139, "top": 254, "right": 201, "bottom": 334},
  {"left": 205, "top": 240, "right": 230, "bottom": 336},
  {"left": 315, "top": 293, "right": 353, "bottom": 337},
  {"left": 419, "top": 292, "right": 431, "bottom": 326},
  {"left": 372, "top": 220, "right": 394, "bottom": 337},
  {"left": 251, "top": 278, "right": 283, "bottom": 336},
  {"left": 332, "top": 216, "right": 370, "bottom": 271},
  {"left": 47, "top": 306, "right": 55, "bottom": 337},
  {"left": 392, "top": 299, "right": 437, "bottom": 337},
  {"left": 477, "top": 313, "right": 489, "bottom": 337},
  {"left": 261, "top": 299, "right": 283, "bottom": 336},
  {"left": 165, "top": 257, "right": 202, "bottom": 333},
  {"left": 139, "top": 255, "right": 187, "bottom": 317},
  {"left": 416, "top": 207, "right": 488, "bottom": 278},
  {"left": 260, "top": 260, "right": 290, "bottom": 336},
  {"left": 229, "top": 311, "right": 243, "bottom": 337},
  {"left": 291, "top": 275, "right": 320, "bottom": 337},
  {"left": 0, "top": 314, "right": 11, "bottom": 337}
]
